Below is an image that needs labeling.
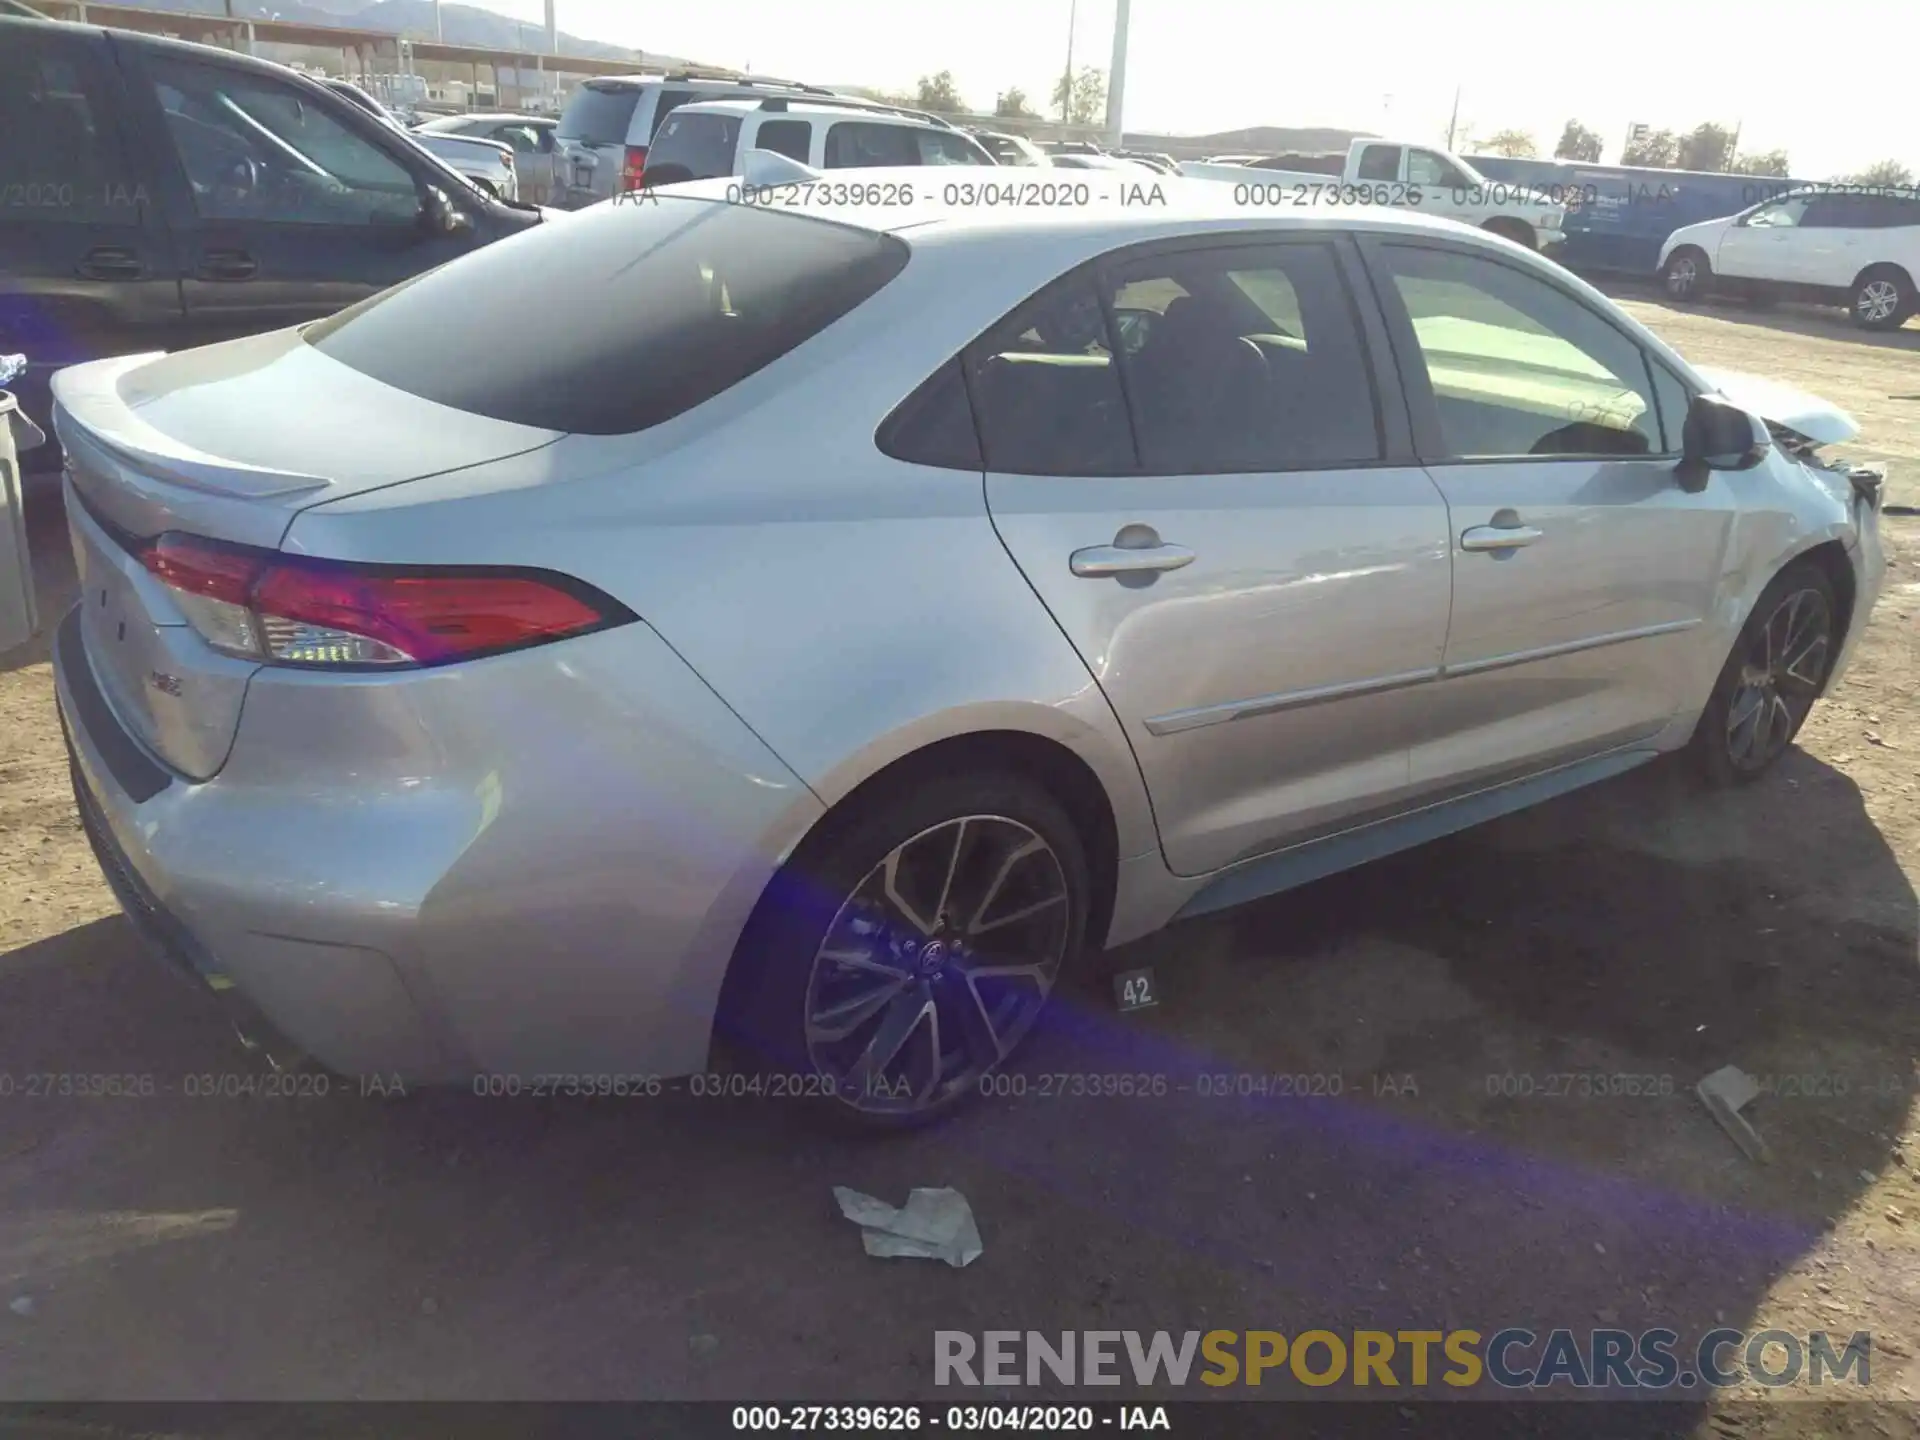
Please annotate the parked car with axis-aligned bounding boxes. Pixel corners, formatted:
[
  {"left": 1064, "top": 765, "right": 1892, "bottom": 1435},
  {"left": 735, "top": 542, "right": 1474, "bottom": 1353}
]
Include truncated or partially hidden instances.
[
  {"left": 319, "top": 78, "right": 520, "bottom": 203},
  {"left": 1468, "top": 154, "right": 1810, "bottom": 275},
  {"left": 1116, "top": 150, "right": 1179, "bottom": 174},
  {"left": 1048, "top": 153, "right": 1158, "bottom": 173},
  {"left": 1658, "top": 186, "right": 1920, "bottom": 331},
  {"left": 549, "top": 69, "right": 850, "bottom": 208},
  {"left": 416, "top": 112, "right": 558, "bottom": 205},
  {"left": 1179, "top": 140, "right": 1568, "bottom": 252},
  {"left": 48, "top": 174, "right": 1884, "bottom": 1129},
  {"left": 642, "top": 97, "right": 995, "bottom": 185},
  {"left": 0, "top": 16, "right": 545, "bottom": 472},
  {"left": 970, "top": 130, "right": 1052, "bottom": 166}
]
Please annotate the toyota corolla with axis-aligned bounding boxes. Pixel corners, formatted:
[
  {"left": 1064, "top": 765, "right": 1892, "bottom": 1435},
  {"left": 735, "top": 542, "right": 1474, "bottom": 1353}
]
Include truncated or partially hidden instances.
[{"left": 49, "top": 176, "right": 1886, "bottom": 1127}]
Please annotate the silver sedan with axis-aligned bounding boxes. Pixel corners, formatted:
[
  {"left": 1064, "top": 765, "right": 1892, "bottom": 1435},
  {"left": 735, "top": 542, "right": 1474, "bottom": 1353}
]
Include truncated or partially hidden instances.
[{"left": 49, "top": 176, "right": 1886, "bottom": 1127}]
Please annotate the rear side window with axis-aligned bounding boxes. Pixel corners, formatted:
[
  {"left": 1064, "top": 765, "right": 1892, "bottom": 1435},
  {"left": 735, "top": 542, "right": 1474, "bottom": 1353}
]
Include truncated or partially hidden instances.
[
  {"left": 826, "top": 122, "right": 920, "bottom": 168},
  {"left": 756, "top": 119, "right": 812, "bottom": 162},
  {"left": 964, "top": 273, "right": 1135, "bottom": 475},
  {"left": 1355, "top": 145, "right": 1401, "bottom": 181},
  {"left": 0, "top": 32, "right": 138, "bottom": 223},
  {"left": 649, "top": 111, "right": 742, "bottom": 180},
  {"left": 877, "top": 360, "right": 981, "bottom": 469},
  {"left": 558, "top": 83, "right": 641, "bottom": 145},
  {"left": 305, "top": 197, "right": 908, "bottom": 435}
]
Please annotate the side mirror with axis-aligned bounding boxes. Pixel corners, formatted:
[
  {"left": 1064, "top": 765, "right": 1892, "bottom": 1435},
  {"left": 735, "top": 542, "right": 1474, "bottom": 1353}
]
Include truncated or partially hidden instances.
[
  {"left": 419, "top": 185, "right": 473, "bottom": 237},
  {"left": 1676, "top": 392, "right": 1769, "bottom": 492}
]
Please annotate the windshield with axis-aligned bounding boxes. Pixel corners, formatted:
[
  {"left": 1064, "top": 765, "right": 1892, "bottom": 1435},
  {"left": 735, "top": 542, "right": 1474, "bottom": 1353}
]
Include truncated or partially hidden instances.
[{"left": 305, "top": 196, "right": 908, "bottom": 433}]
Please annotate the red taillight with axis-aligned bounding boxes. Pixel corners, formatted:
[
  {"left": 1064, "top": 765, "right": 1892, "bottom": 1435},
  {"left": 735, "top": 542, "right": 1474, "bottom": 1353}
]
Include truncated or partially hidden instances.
[
  {"left": 619, "top": 144, "right": 648, "bottom": 191},
  {"left": 138, "top": 534, "right": 631, "bottom": 669}
]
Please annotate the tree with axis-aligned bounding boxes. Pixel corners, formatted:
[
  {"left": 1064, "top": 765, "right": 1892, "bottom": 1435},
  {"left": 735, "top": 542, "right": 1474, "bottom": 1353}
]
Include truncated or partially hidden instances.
[
  {"left": 914, "top": 70, "right": 966, "bottom": 114},
  {"left": 1675, "top": 122, "right": 1735, "bottom": 173},
  {"left": 1844, "top": 158, "right": 1915, "bottom": 187},
  {"left": 1553, "top": 120, "right": 1603, "bottom": 163},
  {"left": 1051, "top": 65, "right": 1106, "bottom": 126},
  {"left": 994, "top": 87, "right": 1036, "bottom": 119},
  {"left": 1482, "top": 129, "right": 1538, "bottom": 158},
  {"left": 1728, "top": 149, "right": 1791, "bottom": 178},
  {"left": 1620, "top": 128, "right": 1678, "bottom": 168}
]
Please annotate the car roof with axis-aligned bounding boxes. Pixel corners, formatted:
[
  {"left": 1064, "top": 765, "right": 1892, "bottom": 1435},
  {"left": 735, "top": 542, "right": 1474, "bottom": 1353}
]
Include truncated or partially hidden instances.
[
  {"left": 425, "top": 112, "right": 553, "bottom": 125},
  {"left": 657, "top": 168, "right": 1488, "bottom": 245},
  {"left": 671, "top": 98, "right": 943, "bottom": 126}
]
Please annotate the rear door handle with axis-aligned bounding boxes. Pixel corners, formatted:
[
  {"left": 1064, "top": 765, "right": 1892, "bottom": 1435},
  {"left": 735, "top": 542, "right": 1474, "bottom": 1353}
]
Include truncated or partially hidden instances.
[
  {"left": 198, "top": 250, "right": 258, "bottom": 281},
  {"left": 1070, "top": 542, "right": 1196, "bottom": 577},
  {"left": 76, "top": 247, "right": 145, "bottom": 280},
  {"left": 1460, "top": 524, "right": 1544, "bottom": 552}
]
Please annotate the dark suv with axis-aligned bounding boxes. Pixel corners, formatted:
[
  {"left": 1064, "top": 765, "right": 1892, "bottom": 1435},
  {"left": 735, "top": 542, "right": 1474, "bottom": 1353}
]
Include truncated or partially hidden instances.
[{"left": 0, "top": 15, "right": 544, "bottom": 472}]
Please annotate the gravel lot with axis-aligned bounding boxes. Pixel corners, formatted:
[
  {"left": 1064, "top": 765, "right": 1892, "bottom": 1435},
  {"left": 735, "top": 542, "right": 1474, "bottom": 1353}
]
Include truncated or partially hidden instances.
[{"left": 0, "top": 291, "right": 1916, "bottom": 1433}]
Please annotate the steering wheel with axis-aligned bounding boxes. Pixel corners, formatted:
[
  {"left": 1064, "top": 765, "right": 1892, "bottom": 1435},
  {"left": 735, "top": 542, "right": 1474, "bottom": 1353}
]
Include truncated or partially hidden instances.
[{"left": 214, "top": 154, "right": 260, "bottom": 208}]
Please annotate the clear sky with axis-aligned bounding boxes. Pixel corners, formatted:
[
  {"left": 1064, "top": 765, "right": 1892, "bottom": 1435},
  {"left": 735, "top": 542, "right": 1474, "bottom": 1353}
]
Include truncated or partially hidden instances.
[{"left": 498, "top": 0, "right": 1916, "bottom": 180}]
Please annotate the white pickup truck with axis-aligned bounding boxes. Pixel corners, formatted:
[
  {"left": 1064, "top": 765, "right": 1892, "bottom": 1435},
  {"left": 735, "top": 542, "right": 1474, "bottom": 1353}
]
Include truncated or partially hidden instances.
[{"left": 1179, "top": 139, "right": 1567, "bottom": 253}]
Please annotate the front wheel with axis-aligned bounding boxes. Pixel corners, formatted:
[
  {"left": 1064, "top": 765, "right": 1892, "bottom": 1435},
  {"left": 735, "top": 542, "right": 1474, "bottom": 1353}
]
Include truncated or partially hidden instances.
[
  {"left": 1690, "top": 561, "right": 1836, "bottom": 785},
  {"left": 1661, "top": 247, "right": 1711, "bottom": 303},
  {"left": 720, "top": 771, "right": 1090, "bottom": 1130},
  {"left": 1850, "top": 267, "right": 1915, "bottom": 331}
]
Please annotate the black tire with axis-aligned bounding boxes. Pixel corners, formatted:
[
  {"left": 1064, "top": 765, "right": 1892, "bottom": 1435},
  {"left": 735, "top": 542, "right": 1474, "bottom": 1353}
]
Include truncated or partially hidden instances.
[
  {"left": 1661, "top": 246, "right": 1712, "bottom": 304},
  {"left": 717, "top": 770, "right": 1090, "bottom": 1132},
  {"left": 1482, "top": 218, "right": 1536, "bottom": 251},
  {"left": 1689, "top": 560, "right": 1837, "bottom": 786},
  {"left": 1849, "top": 266, "right": 1915, "bottom": 332}
]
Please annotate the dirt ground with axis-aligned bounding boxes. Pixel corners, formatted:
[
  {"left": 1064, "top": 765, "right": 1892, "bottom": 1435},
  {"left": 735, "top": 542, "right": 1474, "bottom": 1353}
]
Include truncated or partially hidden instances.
[{"left": 0, "top": 292, "right": 1917, "bottom": 1432}]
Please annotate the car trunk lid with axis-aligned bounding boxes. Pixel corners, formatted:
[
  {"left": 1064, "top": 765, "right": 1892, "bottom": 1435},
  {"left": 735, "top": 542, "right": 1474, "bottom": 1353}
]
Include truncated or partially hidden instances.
[{"left": 52, "top": 333, "right": 560, "bottom": 780}]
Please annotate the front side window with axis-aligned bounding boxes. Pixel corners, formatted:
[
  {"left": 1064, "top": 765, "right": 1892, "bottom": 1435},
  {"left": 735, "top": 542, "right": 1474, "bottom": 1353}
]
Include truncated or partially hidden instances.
[
  {"left": 915, "top": 130, "right": 991, "bottom": 166},
  {"left": 965, "top": 273, "right": 1134, "bottom": 475},
  {"left": 1355, "top": 145, "right": 1402, "bottom": 182},
  {"left": 1406, "top": 150, "right": 1471, "bottom": 189},
  {"left": 1745, "top": 195, "right": 1811, "bottom": 228},
  {"left": 825, "top": 122, "right": 919, "bottom": 168},
  {"left": 491, "top": 124, "right": 542, "bottom": 154},
  {"left": 144, "top": 57, "right": 418, "bottom": 225},
  {"left": 305, "top": 197, "right": 908, "bottom": 435},
  {"left": 1381, "top": 244, "right": 1661, "bottom": 459},
  {"left": 0, "top": 35, "right": 138, "bottom": 224},
  {"left": 1105, "top": 244, "right": 1380, "bottom": 473}
]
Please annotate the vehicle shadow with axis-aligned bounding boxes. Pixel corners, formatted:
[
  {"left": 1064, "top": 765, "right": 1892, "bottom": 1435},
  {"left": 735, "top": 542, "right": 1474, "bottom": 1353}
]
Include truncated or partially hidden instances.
[
  {"left": 0, "top": 750, "right": 1909, "bottom": 1411},
  {"left": 1592, "top": 274, "right": 1920, "bottom": 353}
]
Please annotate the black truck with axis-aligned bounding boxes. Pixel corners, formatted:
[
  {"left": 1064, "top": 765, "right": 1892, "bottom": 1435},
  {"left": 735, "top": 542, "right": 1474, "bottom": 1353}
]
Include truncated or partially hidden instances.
[{"left": 0, "top": 14, "right": 547, "bottom": 474}]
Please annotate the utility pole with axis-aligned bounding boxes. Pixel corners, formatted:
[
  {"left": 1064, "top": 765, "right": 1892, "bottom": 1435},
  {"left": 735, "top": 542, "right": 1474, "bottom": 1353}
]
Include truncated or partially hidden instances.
[
  {"left": 1060, "top": 0, "right": 1076, "bottom": 125},
  {"left": 1104, "top": 0, "right": 1130, "bottom": 150},
  {"left": 1445, "top": 86, "right": 1461, "bottom": 150},
  {"left": 1726, "top": 118, "right": 1742, "bottom": 170},
  {"left": 433, "top": 0, "right": 442, "bottom": 42}
]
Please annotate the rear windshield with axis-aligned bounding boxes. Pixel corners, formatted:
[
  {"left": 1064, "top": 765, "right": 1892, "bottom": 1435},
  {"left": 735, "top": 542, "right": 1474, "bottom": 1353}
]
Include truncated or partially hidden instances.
[
  {"left": 304, "top": 197, "right": 909, "bottom": 435},
  {"left": 648, "top": 111, "right": 743, "bottom": 182},
  {"left": 558, "top": 83, "right": 642, "bottom": 146}
]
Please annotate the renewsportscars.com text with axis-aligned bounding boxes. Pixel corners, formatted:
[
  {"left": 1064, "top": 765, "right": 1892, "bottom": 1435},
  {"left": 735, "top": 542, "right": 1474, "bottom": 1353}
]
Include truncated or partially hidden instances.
[{"left": 934, "top": 1328, "right": 1872, "bottom": 1390}]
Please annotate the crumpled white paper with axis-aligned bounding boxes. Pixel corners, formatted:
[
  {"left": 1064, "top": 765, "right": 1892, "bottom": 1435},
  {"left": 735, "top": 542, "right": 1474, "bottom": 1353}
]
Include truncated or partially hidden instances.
[{"left": 833, "top": 1185, "right": 983, "bottom": 1268}]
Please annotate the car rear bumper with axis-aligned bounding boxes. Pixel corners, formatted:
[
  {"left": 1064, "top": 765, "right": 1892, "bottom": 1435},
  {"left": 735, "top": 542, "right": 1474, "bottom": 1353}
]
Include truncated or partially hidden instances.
[{"left": 52, "top": 603, "right": 825, "bottom": 1085}]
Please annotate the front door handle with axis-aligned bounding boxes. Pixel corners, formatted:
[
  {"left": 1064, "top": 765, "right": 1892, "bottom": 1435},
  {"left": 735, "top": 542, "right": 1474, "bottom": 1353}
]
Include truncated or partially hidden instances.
[
  {"left": 198, "top": 250, "right": 258, "bottom": 281},
  {"left": 76, "top": 246, "right": 145, "bottom": 280},
  {"left": 1070, "top": 542, "right": 1196, "bottom": 577},
  {"left": 1460, "top": 523, "right": 1544, "bottom": 552}
]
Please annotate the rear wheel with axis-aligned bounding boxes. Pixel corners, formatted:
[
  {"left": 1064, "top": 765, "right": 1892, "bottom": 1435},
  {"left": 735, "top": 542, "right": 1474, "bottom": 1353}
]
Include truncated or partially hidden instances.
[
  {"left": 719, "top": 772, "right": 1090, "bottom": 1131},
  {"left": 1690, "top": 561, "right": 1836, "bottom": 785},
  {"left": 1661, "top": 247, "right": 1711, "bottom": 303},
  {"left": 1850, "top": 266, "right": 1915, "bottom": 331}
]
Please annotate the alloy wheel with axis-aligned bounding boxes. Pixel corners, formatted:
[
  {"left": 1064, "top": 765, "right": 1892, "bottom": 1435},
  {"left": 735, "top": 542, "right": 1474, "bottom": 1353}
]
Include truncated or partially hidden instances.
[
  {"left": 1725, "top": 586, "right": 1831, "bottom": 772},
  {"left": 804, "top": 815, "right": 1070, "bottom": 1117},
  {"left": 1857, "top": 278, "right": 1902, "bottom": 325}
]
